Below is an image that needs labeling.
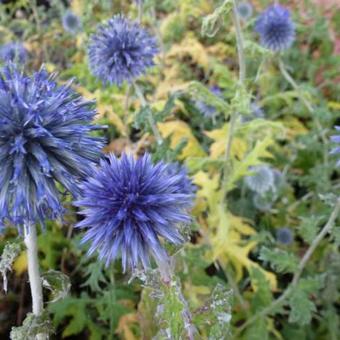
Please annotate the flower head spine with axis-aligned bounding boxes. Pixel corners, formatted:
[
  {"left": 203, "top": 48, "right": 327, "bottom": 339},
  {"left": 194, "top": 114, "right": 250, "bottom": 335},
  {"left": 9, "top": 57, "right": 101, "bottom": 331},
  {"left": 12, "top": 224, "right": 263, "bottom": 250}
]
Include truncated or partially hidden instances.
[
  {"left": 255, "top": 5, "right": 295, "bottom": 51},
  {"left": 88, "top": 15, "right": 159, "bottom": 86},
  {"left": 0, "top": 64, "right": 104, "bottom": 230},
  {"left": 75, "top": 153, "right": 194, "bottom": 271}
]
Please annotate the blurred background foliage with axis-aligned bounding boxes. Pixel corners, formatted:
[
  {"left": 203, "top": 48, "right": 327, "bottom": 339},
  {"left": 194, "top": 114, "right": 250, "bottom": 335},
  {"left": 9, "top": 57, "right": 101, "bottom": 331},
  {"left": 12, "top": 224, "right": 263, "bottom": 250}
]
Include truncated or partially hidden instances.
[{"left": 0, "top": 0, "right": 339, "bottom": 339}]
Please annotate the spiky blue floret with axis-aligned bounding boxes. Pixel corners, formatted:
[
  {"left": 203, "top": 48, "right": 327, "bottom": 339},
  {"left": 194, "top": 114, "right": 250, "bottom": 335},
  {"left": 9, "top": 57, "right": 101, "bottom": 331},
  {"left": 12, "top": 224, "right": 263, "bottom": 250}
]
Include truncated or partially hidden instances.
[
  {"left": 330, "top": 126, "right": 340, "bottom": 167},
  {"left": 255, "top": 5, "right": 295, "bottom": 51},
  {"left": 0, "top": 64, "right": 104, "bottom": 230},
  {"left": 196, "top": 86, "right": 222, "bottom": 118},
  {"left": 0, "top": 42, "right": 28, "bottom": 63},
  {"left": 276, "top": 227, "right": 293, "bottom": 245},
  {"left": 88, "top": 15, "right": 159, "bottom": 86},
  {"left": 237, "top": 2, "right": 253, "bottom": 21},
  {"left": 62, "top": 11, "right": 82, "bottom": 34},
  {"left": 75, "top": 153, "right": 194, "bottom": 271}
]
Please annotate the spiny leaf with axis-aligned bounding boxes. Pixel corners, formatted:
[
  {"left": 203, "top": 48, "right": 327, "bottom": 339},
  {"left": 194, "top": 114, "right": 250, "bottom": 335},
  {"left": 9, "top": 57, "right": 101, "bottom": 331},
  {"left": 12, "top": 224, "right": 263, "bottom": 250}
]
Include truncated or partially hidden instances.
[{"left": 259, "top": 247, "right": 299, "bottom": 273}]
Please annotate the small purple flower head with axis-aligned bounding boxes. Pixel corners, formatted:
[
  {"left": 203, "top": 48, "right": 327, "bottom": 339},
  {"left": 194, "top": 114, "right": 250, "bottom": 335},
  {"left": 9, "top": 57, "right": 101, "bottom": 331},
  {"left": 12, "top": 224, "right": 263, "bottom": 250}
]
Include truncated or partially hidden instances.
[
  {"left": 0, "top": 64, "right": 103, "bottom": 230},
  {"left": 276, "top": 227, "right": 293, "bottom": 245},
  {"left": 0, "top": 42, "right": 28, "bottom": 64},
  {"left": 196, "top": 86, "right": 222, "bottom": 119},
  {"left": 88, "top": 15, "right": 159, "bottom": 86},
  {"left": 237, "top": 2, "right": 253, "bottom": 21},
  {"left": 62, "top": 10, "right": 82, "bottom": 35},
  {"left": 330, "top": 126, "right": 340, "bottom": 166},
  {"left": 255, "top": 5, "right": 295, "bottom": 51},
  {"left": 75, "top": 154, "right": 194, "bottom": 271}
]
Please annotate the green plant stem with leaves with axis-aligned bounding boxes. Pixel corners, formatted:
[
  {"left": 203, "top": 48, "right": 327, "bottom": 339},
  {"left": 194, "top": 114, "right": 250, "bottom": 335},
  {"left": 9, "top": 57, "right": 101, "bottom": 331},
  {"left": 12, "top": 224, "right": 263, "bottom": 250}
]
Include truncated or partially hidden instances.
[
  {"left": 133, "top": 82, "right": 163, "bottom": 145},
  {"left": 278, "top": 58, "right": 329, "bottom": 166},
  {"left": 234, "top": 198, "right": 340, "bottom": 337},
  {"left": 220, "top": 0, "right": 246, "bottom": 205},
  {"left": 217, "top": 0, "right": 250, "bottom": 318}
]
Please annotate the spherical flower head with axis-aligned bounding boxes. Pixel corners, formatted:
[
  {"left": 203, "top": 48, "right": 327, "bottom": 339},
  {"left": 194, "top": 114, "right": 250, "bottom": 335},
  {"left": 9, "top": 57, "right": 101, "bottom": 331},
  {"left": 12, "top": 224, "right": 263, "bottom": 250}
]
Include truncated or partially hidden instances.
[
  {"left": 255, "top": 5, "right": 295, "bottom": 51},
  {"left": 75, "top": 153, "right": 194, "bottom": 271},
  {"left": 0, "top": 64, "right": 104, "bottom": 230},
  {"left": 276, "top": 227, "right": 293, "bottom": 245},
  {"left": 0, "top": 42, "right": 28, "bottom": 64},
  {"left": 330, "top": 126, "right": 340, "bottom": 167},
  {"left": 245, "top": 165, "right": 275, "bottom": 194},
  {"left": 88, "top": 15, "right": 159, "bottom": 86},
  {"left": 196, "top": 86, "right": 222, "bottom": 119},
  {"left": 237, "top": 2, "right": 253, "bottom": 21},
  {"left": 62, "top": 10, "right": 82, "bottom": 35}
]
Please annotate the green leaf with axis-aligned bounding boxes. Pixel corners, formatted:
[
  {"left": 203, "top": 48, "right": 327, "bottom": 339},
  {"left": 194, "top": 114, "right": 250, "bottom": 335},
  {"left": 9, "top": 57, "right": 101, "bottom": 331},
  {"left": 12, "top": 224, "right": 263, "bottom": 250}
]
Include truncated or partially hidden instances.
[
  {"left": 81, "top": 261, "right": 108, "bottom": 292},
  {"left": 244, "top": 318, "right": 269, "bottom": 340},
  {"left": 298, "top": 216, "right": 323, "bottom": 244},
  {"left": 49, "top": 294, "right": 90, "bottom": 337},
  {"left": 0, "top": 241, "right": 21, "bottom": 292},
  {"left": 250, "top": 268, "right": 273, "bottom": 311},
  {"left": 259, "top": 247, "right": 299, "bottom": 273},
  {"left": 288, "top": 288, "right": 316, "bottom": 325},
  {"left": 288, "top": 276, "right": 324, "bottom": 325}
]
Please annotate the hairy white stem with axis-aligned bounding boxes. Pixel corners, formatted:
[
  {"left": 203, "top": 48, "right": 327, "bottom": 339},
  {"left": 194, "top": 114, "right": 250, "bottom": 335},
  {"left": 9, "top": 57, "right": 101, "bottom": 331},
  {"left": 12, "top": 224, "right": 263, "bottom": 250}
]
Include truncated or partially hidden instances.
[{"left": 24, "top": 224, "right": 46, "bottom": 340}]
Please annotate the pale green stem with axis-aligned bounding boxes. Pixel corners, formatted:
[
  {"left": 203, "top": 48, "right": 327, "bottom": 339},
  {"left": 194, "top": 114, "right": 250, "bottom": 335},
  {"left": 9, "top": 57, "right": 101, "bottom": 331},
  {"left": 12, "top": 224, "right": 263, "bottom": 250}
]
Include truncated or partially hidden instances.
[
  {"left": 234, "top": 198, "right": 340, "bottom": 337},
  {"left": 31, "top": 0, "right": 50, "bottom": 63},
  {"left": 133, "top": 82, "right": 163, "bottom": 145},
  {"left": 155, "top": 257, "right": 196, "bottom": 340},
  {"left": 278, "top": 58, "right": 329, "bottom": 166},
  {"left": 24, "top": 224, "right": 47, "bottom": 340},
  {"left": 220, "top": 0, "right": 246, "bottom": 203}
]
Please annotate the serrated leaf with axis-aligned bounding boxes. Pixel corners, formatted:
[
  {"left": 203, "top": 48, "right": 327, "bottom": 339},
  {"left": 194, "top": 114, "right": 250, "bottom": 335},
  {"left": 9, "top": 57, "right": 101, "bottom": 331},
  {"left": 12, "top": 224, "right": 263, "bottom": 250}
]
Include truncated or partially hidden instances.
[
  {"left": 158, "top": 120, "right": 206, "bottom": 159},
  {"left": 259, "top": 247, "right": 299, "bottom": 273},
  {"left": 288, "top": 289, "right": 316, "bottom": 325}
]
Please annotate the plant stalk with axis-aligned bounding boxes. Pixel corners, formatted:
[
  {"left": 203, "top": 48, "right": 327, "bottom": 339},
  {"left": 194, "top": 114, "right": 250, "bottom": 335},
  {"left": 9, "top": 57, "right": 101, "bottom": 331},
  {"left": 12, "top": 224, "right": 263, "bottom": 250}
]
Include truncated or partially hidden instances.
[
  {"left": 133, "top": 82, "right": 163, "bottom": 145},
  {"left": 24, "top": 224, "right": 47, "bottom": 340},
  {"left": 278, "top": 58, "right": 329, "bottom": 166},
  {"left": 220, "top": 0, "right": 246, "bottom": 203}
]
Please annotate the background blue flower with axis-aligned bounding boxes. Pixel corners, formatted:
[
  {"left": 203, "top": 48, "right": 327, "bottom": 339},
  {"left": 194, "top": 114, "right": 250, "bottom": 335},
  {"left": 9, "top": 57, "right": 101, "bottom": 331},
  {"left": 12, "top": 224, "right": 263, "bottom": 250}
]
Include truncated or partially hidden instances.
[
  {"left": 0, "top": 42, "right": 28, "bottom": 64},
  {"left": 330, "top": 126, "right": 340, "bottom": 166},
  {"left": 75, "top": 153, "right": 194, "bottom": 271},
  {"left": 237, "top": 2, "right": 253, "bottom": 21},
  {"left": 88, "top": 15, "right": 158, "bottom": 86},
  {"left": 276, "top": 227, "right": 293, "bottom": 245},
  {"left": 62, "top": 10, "right": 82, "bottom": 35},
  {"left": 0, "top": 64, "right": 103, "bottom": 230},
  {"left": 255, "top": 5, "right": 295, "bottom": 51}
]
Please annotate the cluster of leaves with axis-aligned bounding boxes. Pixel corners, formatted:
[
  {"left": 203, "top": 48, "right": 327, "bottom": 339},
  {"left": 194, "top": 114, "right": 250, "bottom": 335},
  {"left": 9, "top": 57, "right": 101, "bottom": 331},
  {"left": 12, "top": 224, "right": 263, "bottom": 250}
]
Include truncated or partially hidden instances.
[{"left": 0, "top": 0, "right": 339, "bottom": 339}]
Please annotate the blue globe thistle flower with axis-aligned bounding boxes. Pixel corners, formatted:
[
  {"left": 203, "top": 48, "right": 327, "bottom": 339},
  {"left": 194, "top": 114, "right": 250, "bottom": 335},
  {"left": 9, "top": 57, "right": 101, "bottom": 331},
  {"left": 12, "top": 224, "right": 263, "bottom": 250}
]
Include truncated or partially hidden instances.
[
  {"left": 88, "top": 15, "right": 159, "bottom": 86},
  {"left": 62, "top": 10, "right": 82, "bottom": 35},
  {"left": 245, "top": 165, "right": 275, "bottom": 194},
  {"left": 0, "top": 64, "right": 104, "bottom": 230},
  {"left": 0, "top": 42, "right": 28, "bottom": 64},
  {"left": 276, "top": 227, "right": 293, "bottom": 245},
  {"left": 237, "top": 2, "right": 253, "bottom": 21},
  {"left": 255, "top": 5, "right": 295, "bottom": 51},
  {"left": 196, "top": 86, "right": 222, "bottom": 119},
  {"left": 75, "top": 153, "right": 194, "bottom": 271},
  {"left": 330, "top": 126, "right": 340, "bottom": 166}
]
